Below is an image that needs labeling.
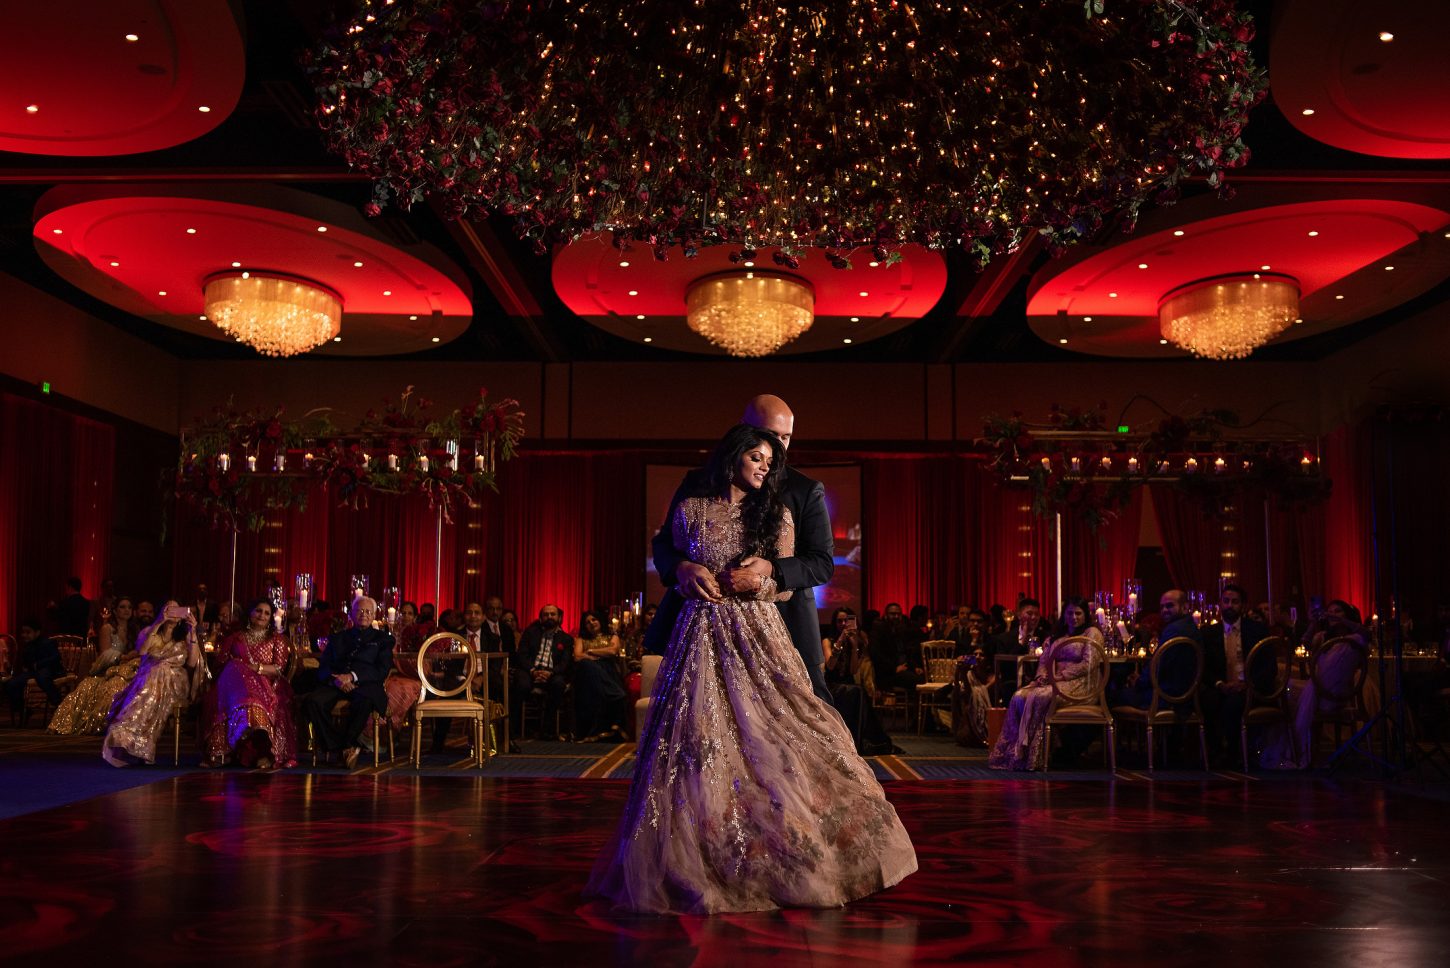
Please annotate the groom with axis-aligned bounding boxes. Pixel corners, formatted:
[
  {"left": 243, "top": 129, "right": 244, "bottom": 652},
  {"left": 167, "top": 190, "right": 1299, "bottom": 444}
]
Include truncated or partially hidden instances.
[{"left": 645, "top": 394, "right": 836, "bottom": 705}]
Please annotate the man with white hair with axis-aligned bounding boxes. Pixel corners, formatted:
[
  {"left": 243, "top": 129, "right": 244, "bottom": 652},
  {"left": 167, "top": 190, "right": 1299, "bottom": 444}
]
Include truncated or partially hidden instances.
[{"left": 302, "top": 596, "right": 394, "bottom": 769}]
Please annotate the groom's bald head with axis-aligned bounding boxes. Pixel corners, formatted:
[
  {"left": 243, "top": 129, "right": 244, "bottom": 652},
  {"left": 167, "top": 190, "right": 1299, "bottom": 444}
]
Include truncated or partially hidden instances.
[{"left": 743, "top": 395, "right": 794, "bottom": 450}]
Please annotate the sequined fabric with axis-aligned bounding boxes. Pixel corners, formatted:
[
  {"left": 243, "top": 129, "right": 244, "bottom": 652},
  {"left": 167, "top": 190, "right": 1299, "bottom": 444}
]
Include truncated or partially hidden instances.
[
  {"left": 989, "top": 630, "right": 1103, "bottom": 771},
  {"left": 48, "top": 654, "right": 142, "bottom": 736},
  {"left": 200, "top": 632, "right": 298, "bottom": 767},
  {"left": 585, "top": 498, "right": 917, "bottom": 914},
  {"left": 102, "top": 632, "right": 204, "bottom": 767}
]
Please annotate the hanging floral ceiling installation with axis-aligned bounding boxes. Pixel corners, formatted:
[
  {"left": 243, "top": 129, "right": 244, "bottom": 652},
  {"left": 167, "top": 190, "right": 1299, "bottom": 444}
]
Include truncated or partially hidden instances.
[
  {"left": 982, "top": 402, "right": 1332, "bottom": 531},
  {"left": 175, "top": 387, "right": 525, "bottom": 532},
  {"left": 309, "top": 0, "right": 1264, "bottom": 266}
]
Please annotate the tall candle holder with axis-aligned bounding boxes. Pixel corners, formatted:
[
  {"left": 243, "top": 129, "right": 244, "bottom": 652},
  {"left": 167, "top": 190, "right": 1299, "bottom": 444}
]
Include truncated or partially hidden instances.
[
  {"left": 294, "top": 573, "right": 313, "bottom": 611},
  {"left": 350, "top": 574, "right": 370, "bottom": 601}
]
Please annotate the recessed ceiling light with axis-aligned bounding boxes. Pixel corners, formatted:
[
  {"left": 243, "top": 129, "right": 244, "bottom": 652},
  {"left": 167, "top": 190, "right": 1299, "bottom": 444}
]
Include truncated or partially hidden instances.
[
  {"left": 1335, "top": 294, "right": 1345, "bottom": 299},
  {"left": 1137, "top": 263, "right": 1148, "bottom": 269},
  {"left": 125, "top": 33, "right": 139, "bottom": 42},
  {"left": 382, "top": 289, "right": 392, "bottom": 295},
  {"left": 850, "top": 316, "right": 860, "bottom": 322},
  {"left": 1301, "top": 108, "right": 1315, "bottom": 116},
  {"left": 1307, "top": 230, "right": 1319, "bottom": 237},
  {"left": 1260, "top": 264, "right": 1271, "bottom": 270},
  {"left": 1159, "top": 338, "right": 1169, "bottom": 345},
  {"left": 1384, "top": 265, "right": 1395, "bottom": 270},
  {"left": 627, "top": 290, "right": 639, "bottom": 296},
  {"left": 1059, "top": 338, "right": 1069, "bottom": 344},
  {"left": 743, "top": 261, "right": 754, "bottom": 268},
  {"left": 1379, "top": 31, "right": 1394, "bottom": 42},
  {"left": 240, "top": 271, "right": 250, "bottom": 279},
  {"left": 618, "top": 260, "right": 630, "bottom": 268},
  {"left": 353, "top": 261, "right": 364, "bottom": 268},
  {"left": 1294, "top": 317, "right": 1303, "bottom": 324},
  {"left": 198, "top": 105, "right": 211, "bottom": 113},
  {"left": 409, "top": 315, "right": 418, "bottom": 321},
  {"left": 158, "top": 290, "right": 167, "bottom": 296},
  {"left": 1108, "top": 292, "right": 1118, "bottom": 298},
  {"left": 316, "top": 226, "right": 327, "bottom": 233},
  {"left": 231, "top": 261, "right": 241, "bottom": 268},
  {"left": 858, "top": 291, "right": 869, "bottom": 297},
  {"left": 109, "top": 261, "right": 120, "bottom": 267},
  {"left": 25, "top": 105, "right": 39, "bottom": 113},
  {"left": 186, "top": 227, "right": 197, "bottom": 234},
  {"left": 843, "top": 338, "right": 853, "bottom": 344},
  {"left": 51, "top": 228, "right": 62, "bottom": 235},
  {"left": 1083, "top": 316, "right": 1093, "bottom": 322},
  {"left": 643, "top": 336, "right": 653, "bottom": 343},
  {"left": 636, "top": 314, "right": 645, "bottom": 320},
  {"left": 1253, "top": 273, "right": 1262, "bottom": 279},
  {"left": 868, "top": 261, "right": 880, "bottom": 267},
  {"left": 431, "top": 337, "right": 440, "bottom": 343},
  {"left": 1172, "top": 229, "right": 1185, "bottom": 237},
  {"left": 199, "top": 315, "right": 208, "bottom": 321},
  {"left": 333, "top": 336, "right": 342, "bottom": 342}
]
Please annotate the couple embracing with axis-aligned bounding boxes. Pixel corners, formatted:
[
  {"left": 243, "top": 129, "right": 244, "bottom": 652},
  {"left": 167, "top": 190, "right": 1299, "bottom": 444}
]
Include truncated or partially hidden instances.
[{"left": 584, "top": 394, "right": 916, "bottom": 914}]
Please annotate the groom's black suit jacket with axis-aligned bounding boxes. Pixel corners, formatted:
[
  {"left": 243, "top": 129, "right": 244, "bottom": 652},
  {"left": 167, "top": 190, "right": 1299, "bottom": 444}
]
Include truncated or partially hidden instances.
[{"left": 644, "top": 465, "right": 835, "bottom": 704}]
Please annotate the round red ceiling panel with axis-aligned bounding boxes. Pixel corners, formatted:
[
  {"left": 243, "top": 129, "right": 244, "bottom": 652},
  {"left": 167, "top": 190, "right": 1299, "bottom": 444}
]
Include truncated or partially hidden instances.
[
  {"left": 552, "top": 235, "right": 949, "bottom": 354},
  {"left": 1, "top": 2, "right": 244, "bottom": 156},
  {"left": 1272, "top": 0, "right": 1450, "bottom": 158},
  {"left": 1026, "top": 199, "right": 1450, "bottom": 357},
  {"left": 33, "top": 185, "right": 473, "bottom": 356}
]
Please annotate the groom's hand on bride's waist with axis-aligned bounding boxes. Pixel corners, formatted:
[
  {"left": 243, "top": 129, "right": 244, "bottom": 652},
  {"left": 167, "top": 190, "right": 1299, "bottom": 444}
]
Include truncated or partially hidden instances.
[
  {"left": 677, "top": 561, "right": 723, "bottom": 602},
  {"left": 722, "top": 557, "right": 772, "bottom": 594}
]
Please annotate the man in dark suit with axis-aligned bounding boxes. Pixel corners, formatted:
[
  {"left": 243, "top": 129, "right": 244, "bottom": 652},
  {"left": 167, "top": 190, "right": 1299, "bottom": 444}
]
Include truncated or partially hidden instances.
[
  {"left": 644, "top": 394, "right": 836, "bottom": 705},
  {"left": 55, "top": 577, "right": 90, "bottom": 638},
  {"left": 869, "top": 602, "right": 925, "bottom": 691},
  {"left": 1122, "top": 589, "right": 1202, "bottom": 710},
  {"left": 303, "top": 596, "right": 394, "bottom": 768},
  {"left": 1200, "top": 583, "right": 1274, "bottom": 763},
  {"left": 480, "top": 596, "right": 516, "bottom": 654},
  {"left": 6, "top": 618, "right": 64, "bottom": 721},
  {"left": 190, "top": 582, "right": 220, "bottom": 625},
  {"left": 512, "top": 604, "right": 574, "bottom": 739}
]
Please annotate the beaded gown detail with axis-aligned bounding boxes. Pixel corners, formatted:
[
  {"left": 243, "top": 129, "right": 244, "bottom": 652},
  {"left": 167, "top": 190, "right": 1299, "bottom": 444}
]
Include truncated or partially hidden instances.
[
  {"left": 200, "top": 630, "right": 298, "bottom": 767},
  {"left": 102, "top": 629, "right": 204, "bottom": 767},
  {"left": 49, "top": 626, "right": 141, "bottom": 736},
  {"left": 585, "top": 497, "right": 917, "bottom": 914}
]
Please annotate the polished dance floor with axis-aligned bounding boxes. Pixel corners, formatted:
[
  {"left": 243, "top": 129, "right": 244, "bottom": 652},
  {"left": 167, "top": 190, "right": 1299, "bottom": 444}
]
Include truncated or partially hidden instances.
[{"left": 3, "top": 757, "right": 1447, "bottom": 967}]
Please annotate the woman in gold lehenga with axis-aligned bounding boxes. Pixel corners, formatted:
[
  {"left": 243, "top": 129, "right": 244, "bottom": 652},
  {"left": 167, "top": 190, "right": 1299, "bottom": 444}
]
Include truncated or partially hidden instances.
[
  {"left": 102, "top": 602, "right": 206, "bottom": 767},
  {"left": 50, "top": 597, "right": 142, "bottom": 736}
]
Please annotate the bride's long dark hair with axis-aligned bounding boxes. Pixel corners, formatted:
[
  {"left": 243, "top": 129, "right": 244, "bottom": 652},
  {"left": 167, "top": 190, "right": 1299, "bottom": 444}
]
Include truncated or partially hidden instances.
[{"left": 689, "top": 423, "right": 788, "bottom": 559}]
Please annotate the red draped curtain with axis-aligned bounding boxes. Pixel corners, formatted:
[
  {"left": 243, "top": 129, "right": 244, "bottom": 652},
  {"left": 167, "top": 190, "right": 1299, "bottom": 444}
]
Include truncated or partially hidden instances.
[
  {"left": 1323, "top": 423, "right": 1375, "bottom": 615},
  {"left": 1061, "top": 489, "right": 1144, "bottom": 605}
]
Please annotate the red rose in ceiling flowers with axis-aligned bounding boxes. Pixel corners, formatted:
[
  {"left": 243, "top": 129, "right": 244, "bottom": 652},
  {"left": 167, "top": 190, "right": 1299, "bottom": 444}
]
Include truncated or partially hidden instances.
[{"left": 309, "top": 0, "right": 1264, "bottom": 267}]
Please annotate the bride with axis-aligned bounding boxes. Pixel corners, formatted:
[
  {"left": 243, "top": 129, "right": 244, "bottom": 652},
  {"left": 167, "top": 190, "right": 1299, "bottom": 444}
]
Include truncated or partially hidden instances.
[{"left": 585, "top": 424, "right": 916, "bottom": 914}]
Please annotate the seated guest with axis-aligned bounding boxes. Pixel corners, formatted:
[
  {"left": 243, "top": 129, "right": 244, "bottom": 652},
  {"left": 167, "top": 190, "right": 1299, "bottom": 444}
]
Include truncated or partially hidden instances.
[
  {"left": 951, "top": 647, "right": 995, "bottom": 747},
  {"left": 302, "top": 596, "right": 393, "bottom": 769},
  {"left": 1259, "top": 600, "right": 1371, "bottom": 769},
  {"left": 989, "top": 597, "right": 1104, "bottom": 770},
  {"left": 103, "top": 603, "right": 205, "bottom": 766},
  {"left": 948, "top": 607, "right": 989, "bottom": 657},
  {"left": 572, "top": 611, "right": 628, "bottom": 742},
  {"left": 428, "top": 601, "right": 489, "bottom": 754},
  {"left": 418, "top": 602, "right": 438, "bottom": 627},
  {"left": 500, "top": 609, "right": 520, "bottom": 638},
  {"left": 49, "top": 597, "right": 141, "bottom": 735},
  {"left": 200, "top": 599, "right": 297, "bottom": 769},
  {"left": 88, "top": 579, "right": 117, "bottom": 642},
  {"left": 1118, "top": 590, "right": 1201, "bottom": 710},
  {"left": 987, "top": 598, "right": 1047, "bottom": 659},
  {"left": 6, "top": 619, "right": 64, "bottom": 722},
  {"left": 621, "top": 602, "right": 657, "bottom": 671},
  {"left": 438, "top": 608, "right": 464, "bottom": 635},
  {"left": 480, "top": 596, "right": 515, "bottom": 654},
  {"left": 56, "top": 577, "right": 90, "bottom": 638},
  {"left": 869, "top": 602, "right": 925, "bottom": 693},
  {"left": 908, "top": 604, "right": 931, "bottom": 638},
  {"left": 134, "top": 600, "right": 156, "bottom": 631},
  {"left": 1201, "top": 583, "right": 1274, "bottom": 764},
  {"left": 511, "top": 604, "right": 573, "bottom": 739},
  {"left": 823, "top": 608, "right": 894, "bottom": 755},
  {"left": 190, "top": 582, "right": 220, "bottom": 625}
]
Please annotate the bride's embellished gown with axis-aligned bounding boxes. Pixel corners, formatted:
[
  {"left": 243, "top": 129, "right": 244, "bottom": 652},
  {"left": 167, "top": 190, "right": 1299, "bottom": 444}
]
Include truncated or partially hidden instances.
[{"left": 586, "top": 497, "right": 917, "bottom": 913}]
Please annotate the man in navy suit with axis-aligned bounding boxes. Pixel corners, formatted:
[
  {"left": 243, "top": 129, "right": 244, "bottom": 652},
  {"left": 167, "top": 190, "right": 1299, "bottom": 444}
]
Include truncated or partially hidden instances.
[
  {"left": 511, "top": 604, "right": 574, "bottom": 739},
  {"left": 1200, "top": 583, "right": 1274, "bottom": 764},
  {"left": 643, "top": 395, "right": 836, "bottom": 705},
  {"left": 6, "top": 618, "right": 64, "bottom": 722},
  {"left": 1122, "top": 590, "right": 1202, "bottom": 710},
  {"left": 303, "top": 596, "right": 393, "bottom": 768}
]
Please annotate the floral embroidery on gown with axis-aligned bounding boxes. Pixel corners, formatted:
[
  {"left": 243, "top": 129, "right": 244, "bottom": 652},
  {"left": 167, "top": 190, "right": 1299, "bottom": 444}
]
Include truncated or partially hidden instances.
[
  {"left": 585, "top": 498, "right": 917, "bottom": 914},
  {"left": 102, "top": 630, "right": 204, "bottom": 767},
  {"left": 988, "top": 629, "right": 1104, "bottom": 771},
  {"left": 200, "top": 631, "right": 299, "bottom": 767}
]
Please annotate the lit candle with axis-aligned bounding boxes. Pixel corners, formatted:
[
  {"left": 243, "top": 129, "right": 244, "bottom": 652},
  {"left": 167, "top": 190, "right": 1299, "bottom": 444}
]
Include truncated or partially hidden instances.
[
  {"left": 1040, "top": 456, "right": 1051, "bottom": 471},
  {"left": 361, "top": 453, "right": 370, "bottom": 469},
  {"left": 1095, "top": 606, "right": 1106, "bottom": 625},
  {"left": 1213, "top": 456, "right": 1226, "bottom": 474},
  {"left": 1127, "top": 592, "right": 1138, "bottom": 609},
  {"left": 1100, "top": 455, "right": 1112, "bottom": 470},
  {"left": 1070, "top": 456, "right": 1081, "bottom": 473},
  {"left": 247, "top": 455, "right": 257, "bottom": 472},
  {"left": 387, "top": 606, "right": 397, "bottom": 624},
  {"left": 1192, "top": 609, "right": 1202, "bottom": 624},
  {"left": 1185, "top": 457, "right": 1198, "bottom": 473},
  {"left": 475, "top": 454, "right": 485, "bottom": 471},
  {"left": 419, "top": 455, "right": 430, "bottom": 473},
  {"left": 298, "top": 589, "right": 308, "bottom": 609},
  {"left": 1117, "top": 620, "right": 1130, "bottom": 641},
  {"left": 276, "top": 453, "right": 286, "bottom": 472},
  {"left": 218, "top": 453, "right": 230, "bottom": 472},
  {"left": 1301, "top": 454, "right": 1313, "bottom": 468},
  {"left": 1127, "top": 457, "right": 1139, "bottom": 473},
  {"left": 388, "top": 453, "right": 399, "bottom": 471},
  {"left": 304, "top": 451, "right": 314, "bottom": 462}
]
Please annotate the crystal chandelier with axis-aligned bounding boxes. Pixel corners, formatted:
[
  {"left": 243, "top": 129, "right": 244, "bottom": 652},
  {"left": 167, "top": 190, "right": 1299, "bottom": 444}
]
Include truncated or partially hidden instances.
[
  {"left": 686, "top": 273, "right": 813, "bottom": 357},
  {"left": 203, "top": 272, "right": 342, "bottom": 357},
  {"left": 1159, "top": 274, "right": 1300, "bottom": 361}
]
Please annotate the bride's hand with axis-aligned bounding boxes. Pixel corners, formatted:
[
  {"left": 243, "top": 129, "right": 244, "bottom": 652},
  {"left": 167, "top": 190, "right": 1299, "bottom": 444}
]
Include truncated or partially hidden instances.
[
  {"left": 722, "top": 557, "right": 771, "bottom": 593},
  {"left": 677, "top": 561, "right": 723, "bottom": 602}
]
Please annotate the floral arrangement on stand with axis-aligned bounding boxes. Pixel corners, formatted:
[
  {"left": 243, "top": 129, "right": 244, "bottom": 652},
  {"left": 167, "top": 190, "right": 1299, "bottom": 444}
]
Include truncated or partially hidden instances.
[
  {"left": 175, "top": 386, "right": 525, "bottom": 531},
  {"left": 982, "top": 402, "right": 1331, "bottom": 530},
  {"left": 308, "top": 0, "right": 1264, "bottom": 267}
]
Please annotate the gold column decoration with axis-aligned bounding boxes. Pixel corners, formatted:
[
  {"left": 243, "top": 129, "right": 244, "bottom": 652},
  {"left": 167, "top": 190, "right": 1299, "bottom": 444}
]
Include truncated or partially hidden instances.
[
  {"left": 1159, "top": 273, "right": 1299, "bottom": 360},
  {"left": 685, "top": 272, "right": 814, "bottom": 357},
  {"left": 203, "top": 271, "right": 342, "bottom": 357}
]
